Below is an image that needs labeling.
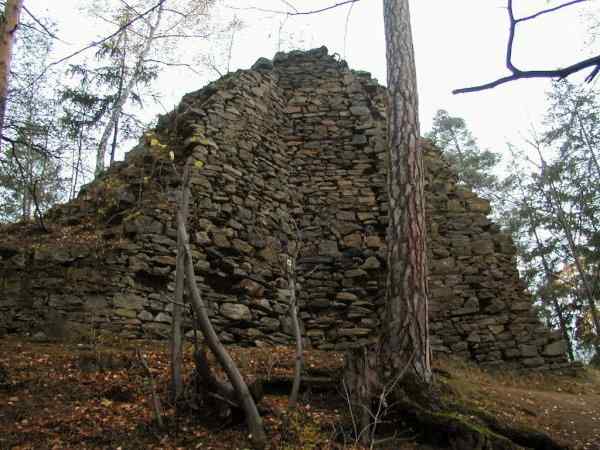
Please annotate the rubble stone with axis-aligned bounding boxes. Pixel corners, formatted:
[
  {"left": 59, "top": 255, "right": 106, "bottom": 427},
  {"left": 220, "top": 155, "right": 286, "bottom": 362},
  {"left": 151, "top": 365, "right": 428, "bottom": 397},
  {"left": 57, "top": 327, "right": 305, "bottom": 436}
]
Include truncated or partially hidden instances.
[{"left": 0, "top": 48, "right": 568, "bottom": 370}]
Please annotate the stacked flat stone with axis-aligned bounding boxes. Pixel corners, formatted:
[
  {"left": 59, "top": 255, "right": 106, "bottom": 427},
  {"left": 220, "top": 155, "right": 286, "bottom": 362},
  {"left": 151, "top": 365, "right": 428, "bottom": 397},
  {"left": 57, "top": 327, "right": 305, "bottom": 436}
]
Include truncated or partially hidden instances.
[{"left": 0, "top": 47, "right": 568, "bottom": 370}]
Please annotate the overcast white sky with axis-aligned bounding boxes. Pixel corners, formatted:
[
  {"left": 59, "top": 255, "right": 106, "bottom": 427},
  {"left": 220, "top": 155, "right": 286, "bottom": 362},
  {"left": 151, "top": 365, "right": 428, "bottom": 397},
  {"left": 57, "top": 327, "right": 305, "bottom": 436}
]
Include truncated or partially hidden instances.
[{"left": 28, "top": 0, "right": 599, "bottom": 161}]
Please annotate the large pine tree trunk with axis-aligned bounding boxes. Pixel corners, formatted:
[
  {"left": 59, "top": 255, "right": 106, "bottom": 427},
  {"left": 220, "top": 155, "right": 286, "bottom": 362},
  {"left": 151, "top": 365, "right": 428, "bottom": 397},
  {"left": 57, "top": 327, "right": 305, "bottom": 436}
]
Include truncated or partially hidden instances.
[
  {"left": 380, "top": 0, "right": 432, "bottom": 384},
  {"left": 0, "top": 0, "right": 23, "bottom": 146},
  {"left": 344, "top": 0, "right": 432, "bottom": 443}
]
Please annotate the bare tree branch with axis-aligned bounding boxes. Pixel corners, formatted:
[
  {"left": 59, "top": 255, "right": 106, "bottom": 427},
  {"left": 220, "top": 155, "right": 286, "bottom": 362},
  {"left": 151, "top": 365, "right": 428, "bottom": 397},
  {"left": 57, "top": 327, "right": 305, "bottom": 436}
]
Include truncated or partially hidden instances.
[
  {"left": 278, "top": 0, "right": 298, "bottom": 13},
  {"left": 162, "top": 8, "right": 189, "bottom": 18},
  {"left": 118, "top": 0, "right": 152, "bottom": 28},
  {"left": 454, "top": 54, "right": 600, "bottom": 94},
  {"left": 8, "top": 142, "right": 47, "bottom": 231},
  {"left": 517, "top": 0, "right": 588, "bottom": 22},
  {"left": 289, "top": 0, "right": 360, "bottom": 16},
  {"left": 21, "top": 5, "right": 65, "bottom": 42},
  {"left": 1, "top": 133, "right": 53, "bottom": 157},
  {"left": 454, "top": 0, "right": 598, "bottom": 94},
  {"left": 153, "top": 33, "right": 210, "bottom": 39},
  {"left": 203, "top": 54, "right": 224, "bottom": 78},
  {"left": 227, "top": 0, "right": 360, "bottom": 17},
  {"left": 144, "top": 58, "right": 202, "bottom": 75},
  {"left": 343, "top": 0, "right": 355, "bottom": 59},
  {"left": 37, "top": 0, "right": 167, "bottom": 82}
]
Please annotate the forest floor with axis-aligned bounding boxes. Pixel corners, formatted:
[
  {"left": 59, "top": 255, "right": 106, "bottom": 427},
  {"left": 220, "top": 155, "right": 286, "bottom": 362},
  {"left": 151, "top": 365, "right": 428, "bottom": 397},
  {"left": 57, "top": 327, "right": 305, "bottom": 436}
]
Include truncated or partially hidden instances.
[{"left": 0, "top": 336, "right": 599, "bottom": 450}]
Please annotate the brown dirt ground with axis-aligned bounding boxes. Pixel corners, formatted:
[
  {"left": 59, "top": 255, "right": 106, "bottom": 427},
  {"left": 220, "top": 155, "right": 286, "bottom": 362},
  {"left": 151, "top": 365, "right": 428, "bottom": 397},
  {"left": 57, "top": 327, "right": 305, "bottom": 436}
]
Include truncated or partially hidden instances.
[
  {"left": 442, "top": 358, "right": 600, "bottom": 450},
  {"left": 0, "top": 336, "right": 598, "bottom": 450}
]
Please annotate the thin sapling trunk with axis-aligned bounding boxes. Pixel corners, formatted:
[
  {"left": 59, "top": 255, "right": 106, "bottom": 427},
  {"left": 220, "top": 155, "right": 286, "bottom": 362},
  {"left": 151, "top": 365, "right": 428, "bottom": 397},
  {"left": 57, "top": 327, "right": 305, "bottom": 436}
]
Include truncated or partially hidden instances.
[{"left": 175, "top": 163, "right": 266, "bottom": 449}]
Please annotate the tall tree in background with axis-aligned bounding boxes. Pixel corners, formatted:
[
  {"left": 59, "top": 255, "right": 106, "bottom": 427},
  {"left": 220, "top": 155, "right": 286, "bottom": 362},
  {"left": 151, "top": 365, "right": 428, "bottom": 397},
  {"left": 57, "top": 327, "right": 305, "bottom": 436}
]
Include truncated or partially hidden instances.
[
  {"left": 0, "top": 0, "right": 23, "bottom": 145},
  {"left": 60, "top": 77, "right": 107, "bottom": 200},
  {"left": 535, "top": 155, "right": 600, "bottom": 356},
  {"left": 502, "top": 114, "right": 600, "bottom": 360},
  {"left": 539, "top": 81, "right": 600, "bottom": 357},
  {"left": 0, "top": 9, "right": 63, "bottom": 224},
  {"left": 62, "top": 31, "right": 160, "bottom": 180},
  {"left": 79, "top": 0, "right": 218, "bottom": 176},
  {"left": 501, "top": 156, "right": 577, "bottom": 361},
  {"left": 92, "top": 0, "right": 165, "bottom": 176},
  {"left": 426, "top": 109, "right": 500, "bottom": 199}
]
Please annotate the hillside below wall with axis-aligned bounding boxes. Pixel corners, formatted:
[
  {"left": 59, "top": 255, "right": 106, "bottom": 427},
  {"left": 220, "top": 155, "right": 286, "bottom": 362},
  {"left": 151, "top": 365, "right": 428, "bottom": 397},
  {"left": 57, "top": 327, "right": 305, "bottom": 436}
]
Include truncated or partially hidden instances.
[{"left": 0, "top": 48, "right": 569, "bottom": 370}]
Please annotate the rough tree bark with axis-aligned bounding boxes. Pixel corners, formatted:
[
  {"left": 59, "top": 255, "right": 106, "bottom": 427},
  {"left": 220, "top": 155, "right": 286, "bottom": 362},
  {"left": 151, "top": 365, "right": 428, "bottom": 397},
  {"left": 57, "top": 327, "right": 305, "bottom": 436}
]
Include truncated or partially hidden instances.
[
  {"left": 380, "top": 0, "right": 432, "bottom": 385},
  {"left": 0, "top": 0, "right": 23, "bottom": 146},
  {"left": 344, "top": 0, "right": 432, "bottom": 443}
]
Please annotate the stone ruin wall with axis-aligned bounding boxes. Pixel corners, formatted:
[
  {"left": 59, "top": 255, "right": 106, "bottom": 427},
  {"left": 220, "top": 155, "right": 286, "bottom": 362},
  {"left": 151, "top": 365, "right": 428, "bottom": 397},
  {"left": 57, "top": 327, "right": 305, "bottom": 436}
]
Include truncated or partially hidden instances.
[{"left": 0, "top": 48, "right": 569, "bottom": 370}]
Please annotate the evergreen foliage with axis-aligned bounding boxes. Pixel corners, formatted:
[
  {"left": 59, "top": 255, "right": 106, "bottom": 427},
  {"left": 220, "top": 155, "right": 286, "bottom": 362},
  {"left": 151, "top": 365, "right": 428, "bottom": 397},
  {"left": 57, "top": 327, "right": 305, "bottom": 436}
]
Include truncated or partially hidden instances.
[
  {"left": 0, "top": 13, "right": 64, "bottom": 224},
  {"left": 426, "top": 109, "right": 501, "bottom": 199},
  {"left": 502, "top": 81, "right": 600, "bottom": 360}
]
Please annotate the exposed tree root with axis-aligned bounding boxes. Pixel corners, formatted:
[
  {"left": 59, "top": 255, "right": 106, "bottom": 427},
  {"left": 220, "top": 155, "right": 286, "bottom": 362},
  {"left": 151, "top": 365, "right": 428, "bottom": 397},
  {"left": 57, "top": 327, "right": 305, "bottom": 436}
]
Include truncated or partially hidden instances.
[
  {"left": 390, "top": 400, "right": 567, "bottom": 450},
  {"left": 261, "top": 375, "right": 338, "bottom": 396},
  {"left": 394, "top": 402, "right": 518, "bottom": 450},
  {"left": 0, "top": 363, "right": 9, "bottom": 389},
  {"left": 342, "top": 345, "right": 567, "bottom": 449},
  {"left": 449, "top": 403, "right": 568, "bottom": 450},
  {"left": 180, "top": 347, "right": 567, "bottom": 450},
  {"left": 0, "top": 363, "right": 8, "bottom": 382},
  {"left": 182, "top": 348, "right": 264, "bottom": 426},
  {"left": 278, "top": 362, "right": 567, "bottom": 450}
]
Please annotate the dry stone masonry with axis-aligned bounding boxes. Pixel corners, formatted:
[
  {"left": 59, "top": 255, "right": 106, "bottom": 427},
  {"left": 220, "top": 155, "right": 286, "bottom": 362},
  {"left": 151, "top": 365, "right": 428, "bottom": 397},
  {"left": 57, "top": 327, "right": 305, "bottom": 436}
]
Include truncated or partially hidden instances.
[{"left": 0, "top": 47, "right": 569, "bottom": 370}]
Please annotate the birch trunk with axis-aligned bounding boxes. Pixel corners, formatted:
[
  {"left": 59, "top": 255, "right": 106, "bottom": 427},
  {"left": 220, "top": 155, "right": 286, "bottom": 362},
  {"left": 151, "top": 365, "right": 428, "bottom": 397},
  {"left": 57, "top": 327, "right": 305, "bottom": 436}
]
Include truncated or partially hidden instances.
[
  {"left": 0, "top": 0, "right": 23, "bottom": 146},
  {"left": 94, "top": 3, "right": 164, "bottom": 176}
]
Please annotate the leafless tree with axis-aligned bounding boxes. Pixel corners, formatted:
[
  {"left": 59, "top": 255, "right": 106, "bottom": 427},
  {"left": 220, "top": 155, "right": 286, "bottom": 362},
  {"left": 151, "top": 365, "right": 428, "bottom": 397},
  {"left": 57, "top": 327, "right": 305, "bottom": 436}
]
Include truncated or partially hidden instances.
[
  {"left": 170, "top": 158, "right": 191, "bottom": 401},
  {"left": 280, "top": 217, "right": 303, "bottom": 409},
  {"left": 454, "top": 0, "right": 600, "bottom": 94},
  {"left": 174, "top": 159, "right": 266, "bottom": 449}
]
